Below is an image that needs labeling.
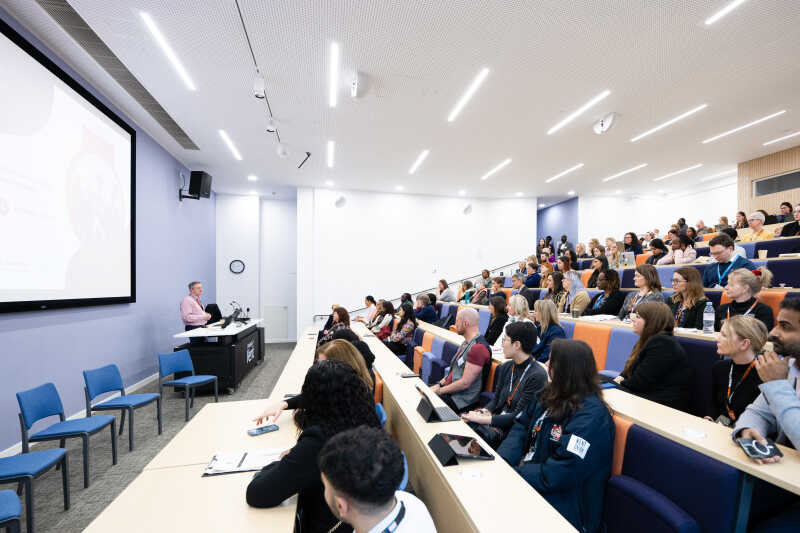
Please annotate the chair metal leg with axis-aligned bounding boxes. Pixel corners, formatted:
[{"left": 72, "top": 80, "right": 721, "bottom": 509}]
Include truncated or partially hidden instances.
[
  {"left": 55, "top": 438, "right": 66, "bottom": 470},
  {"left": 110, "top": 419, "right": 118, "bottom": 465},
  {"left": 156, "top": 397, "right": 163, "bottom": 434},
  {"left": 119, "top": 410, "right": 126, "bottom": 435},
  {"left": 8, "top": 517, "right": 21, "bottom": 533},
  {"left": 189, "top": 387, "right": 195, "bottom": 408},
  {"left": 82, "top": 435, "right": 90, "bottom": 488},
  {"left": 184, "top": 389, "right": 190, "bottom": 421},
  {"left": 128, "top": 408, "right": 135, "bottom": 451},
  {"left": 61, "top": 453, "right": 70, "bottom": 510},
  {"left": 22, "top": 476, "right": 32, "bottom": 533},
  {"left": 214, "top": 379, "right": 219, "bottom": 403}
]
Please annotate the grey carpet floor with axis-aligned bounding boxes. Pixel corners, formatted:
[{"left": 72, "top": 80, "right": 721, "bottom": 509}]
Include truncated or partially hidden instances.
[{"left": 4, "top": 342, "right": 295, "bottom": 533}]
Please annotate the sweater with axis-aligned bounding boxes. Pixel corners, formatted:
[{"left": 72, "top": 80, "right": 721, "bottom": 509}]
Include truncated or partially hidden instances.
[
  {"left": 583, "top": 291, "right": 625, "bottom": 317},
  {"left": 617, "top": 291, "right": 665, "bottom": 321},
  {"left": 667, "top": 297, "right": 710, "bottom": 330},
  {"left": 709, "top": 359, "right": 762, "bottom": 422},
  {"left": 779, "top": 221, "right": 800, "bottom": 237},
  {"left": 532, "top": 323, "right": 566, "bottom": 363},
  {"left": 702, "top": 254, "right": 757, "bottom": 288},
  {"left": 484, "top": 313, "right": 509, "bottom": 345},
  {"left": 525, "top": 272, "right": 542, "bottom": 288},
  {"left": 618, "top": 334, "right": 692, "bottom": 411},
  {"left": 439, "top": 287, "right": 457, "bottom": 302},
  {"left": 560, "top": 291, "right": 590, "bottom": 315},
  {"left": 485, "top": 358, "right": 548, "bottom": 430},
  {"left": 715, "top": 297, "right": 774, "bottom": 332},
  {"left": 657, "top": 247, "right": 697, "bottom": 265},
  {"left": 414, "top": 305, "right": 437, "bottom": 323}
]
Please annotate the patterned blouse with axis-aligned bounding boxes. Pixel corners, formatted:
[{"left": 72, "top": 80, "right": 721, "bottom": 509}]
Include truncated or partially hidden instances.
[{"left": 389, "top": 319, "right": 416, "bottom": 345}]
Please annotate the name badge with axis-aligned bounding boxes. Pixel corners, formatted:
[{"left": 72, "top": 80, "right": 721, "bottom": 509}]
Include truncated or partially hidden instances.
[
  {"left": 523, "top": 449, "right": 535, "bottom": 463},
  {"left": 457, "top": 355, "right": 466, "bottom": 366}
]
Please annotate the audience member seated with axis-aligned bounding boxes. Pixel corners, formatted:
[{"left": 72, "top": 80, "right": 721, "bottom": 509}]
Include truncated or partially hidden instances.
[
  {"left": 427, "top": 292, "right": 437, "bottom": 308},
  {"left": 246, "top": 360, "right": 380, "bottom": 533},
  {"left": 354, "top": 296, "right": 377, "bottom": 324},
  {"left": 525, "top": 261, "right": 542, "bottom": 288},
  {"left": 253, "top": 339, "right": 376, "bottom": 426},
  {"left": 658, "top": 234, "right": 697, "bottom": 265},
  {"left": 544, "top": 271, "right": 568, "bottom": 311},
  {"left": 557, "top": 234, "right": 573, "bottom": 255},
  {"left": 318, "top": 306, "right": 351, "bottom": 347},
  {"left": 702, "top": 234, "right": 757, "bottom": 288},
  {"left": 471, "top": 282, "right": 490, "bottom": 305},
  {"left": 664, "top": 228, "right": 679, "bottom": 245},
  {"left": 676, "top": 217, "right": 688, "bottom": 234},
  {"left": 462, "top": 322, "right": 548, "bottom": 448},
  {"left": 561, "top": 271, "right": 590, "bottom": 316},
  {"left": 384, "top": 303, "right": 417, "bottom": 355},
  {"left": 480, "top": 269, "right": 492, "bottom": 288},
  {"left": 576, "top": 242, "right": 590, "bottom": 259},
  {"left": 686, "top": 227, "right": 698, "bottom": 242},
  {"left": 494, "top": 294, "right": 535, "bottom": 348},
  {"left": 430, "top": 308, "right": 491, "bottom": 413},
  {"left": 568, "top": 249, "right": 581, "bottom": 270},
  {"left": 318, "top": 427, "right": 436, "bottom": 533},
  {"left": 734, "top": 211, "right": 748, "bottom": 229},
  {"left": 618, "top": 264, "right": 664, "bottom": 321},
  {"left": 511, "top": 274, "right": 536, "bottom": 307},
  {"left": 321, "top": 303, "right": 338, "bottom": 332},
  {"left": 776, "top": 201, "right": 794, "bottom": 223},
  {"left": 696, "top": 219, "right": 714, "bottom": 235},
  {"left": 539, "top": 262, "right": 554, "bottom": 288},
  {"left": 707, "top": 315, "right": 767, "bottom": 426},
  {"left": 330, "top": 331, "right": 377, "bottom": 386},
  {"left": 586, "top": 256, "right": 608, "bottom": 288},
  {"left": 498, "top": 339, "right": 614, "bottom": 533},
  {"left": 517, "top": 260, "right": 527, "bottom": 275},
  {"left": 537, "top": 238, "right": 547, "bottom": 256},
  {"left": 399, "top": 292, "right": 413, "bottom": 307},
  {"left": 740, "top": 211, "right": 774, "bottom": 242},
  {"left": 583, "top": 270, "right": 625, "bottom": 317},
  {"left": 591, "top": 246, "right": 604, "bottom": 259},
  {"left": 613, "top": 302, "right": 692, "bottom": 411},
  {"left": 490, "top": 276, "right": 507, "bottom": 301},
  {"left": 556, "top": 255, "right": 572, "bottom": 274},
  {"left": 777, "top": 203, "right": 800, "bottom": 236},
  {"left": 667, "top": 267, "right": 710, "bottom": 330},
  {"left": 539, "top": 250, "right": 552, "bottom": 266},
  {"left": 623, "top": 232, "right": 643, "bottom": 255},
  {"left": 484, "top": 296, "right": 509, "bottom": 345},
  {"left": 458, "top": 280, "right": 476, "bottom": 303},
  {"left": 715, "top": 268, "right": 774, "bottom": 332},
  {"left": 716, "top": 216, "right": 730, "bottom": 230},
  {"left": 438, "top": 279, "right": 456, "bottom": 302},
  {"left": 645, "top": 238, "right": 668, "bottom": 265},
  {"left": 760, "top": 208, "right": 779, "bottom": 225},
  {"left": 531, "top": 299, "right": 566, "bottom": 363},
  {"left": 605, "top": 237, "right": 619, "bottom": 262},
  {"left": 718, "top": 228, "right": 747, "bottom": 259},
  {"left": 413, "top": 294, "right": 437, "bottom": 323},
  {"left": 365, "top": 300, "right": 394, "bottom": 337},
  {"left": 641, "top": 232, "right": 654, "bottom": 248}
]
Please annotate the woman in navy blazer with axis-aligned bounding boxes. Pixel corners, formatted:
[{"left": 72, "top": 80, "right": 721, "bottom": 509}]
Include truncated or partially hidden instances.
[
  {"left": 623, "top": 232, "right": 643, "bottom": 255},
  {"left": 531, "top": 299, "right": 566, "bottom": 363}
]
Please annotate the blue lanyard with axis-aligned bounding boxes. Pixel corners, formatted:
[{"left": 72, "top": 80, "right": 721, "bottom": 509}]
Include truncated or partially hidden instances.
[
  {"left": 381, "top": 501, "right": 405, "bottom": 532},
  {"left": 717, "top": 255, "right": 739, "bottom": 285}
]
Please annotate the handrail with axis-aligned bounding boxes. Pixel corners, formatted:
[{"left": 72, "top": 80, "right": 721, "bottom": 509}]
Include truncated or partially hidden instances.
[{"left": 312, "top": 260, "right": 522, "bottom": 319}]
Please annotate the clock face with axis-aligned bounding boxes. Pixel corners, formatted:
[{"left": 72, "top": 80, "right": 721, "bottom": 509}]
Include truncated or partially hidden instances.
[{"left": 229, "top": 259, "right": 245, "bottom": 274}]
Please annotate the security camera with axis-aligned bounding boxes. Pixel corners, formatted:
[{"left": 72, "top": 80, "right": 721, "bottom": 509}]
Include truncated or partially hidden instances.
[{"left": 593, "top": 112, "right": 618, "bottom": 135}]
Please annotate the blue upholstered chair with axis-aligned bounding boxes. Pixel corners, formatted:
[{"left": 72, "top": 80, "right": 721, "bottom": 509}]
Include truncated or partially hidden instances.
[
  {"left": 766, "top": 258, "right": 800, "bottom": 288},
  {"left": 675, "top": 337, "right": 721, "bottom": 417},
  {"left": 477, "top": 309, "right": 490, "bottom": 335},
  {"left": 503, "top": 277, "right": 513, "bottom": 288},
  {"left": 375, "top": 403, "right": 387, "bottom": 428},
  {"left": 561, "top": 320, "right": 575, "bottom": 339},
  {"left": 0, "top": 490, "right": 22, "bottom": 533},
  {"left": 428, "top": 342, "right": 459, "bottom": 385},
  {"left": 398, "top": 452, "right": 409, "bottom": 492},
  {"left": 420, "top": 337, "right": 446, "bottom": 384},
  {"left": 0, "top": 449, "right": 69, "bottom": 533},
  {"left": 83, "top": 364, "right": 162, "bottom": 451},
  {"left": 16, "top": 383, "right": 116, "bottom": 488},
  {"left": 657, "top": 266, "right": 679, "bottom": 290},
  {"left": 158, "top": 350, "right": 218, "bottom": 421},
  {"left": 740, "top": 242, "right": 757, "bottom": 258},
  {"left": 602, "top": 328, "right": 638, "bottom": 378}
]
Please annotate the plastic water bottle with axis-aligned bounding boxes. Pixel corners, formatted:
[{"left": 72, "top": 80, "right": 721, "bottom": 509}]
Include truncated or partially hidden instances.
[{"left": 703, "top": 302, "right": 715, "bottom": 334}]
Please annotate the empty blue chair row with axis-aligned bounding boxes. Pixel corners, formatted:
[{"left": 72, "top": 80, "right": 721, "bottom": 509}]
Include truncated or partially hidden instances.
[
  {"left": 159, "top": 349, "right": 218, "bottom": 421},
  {"left": 755, "top": 236, "right": 800, "bottom": 259},
  {"left": 0, "top": 490, "right": 21, "bottom": 533},
  {"left": 0, "top": 449, "right": 69, "bottom": 533},
  {"left": 740, "top": 242, "right": 757, "bottom": 258}
]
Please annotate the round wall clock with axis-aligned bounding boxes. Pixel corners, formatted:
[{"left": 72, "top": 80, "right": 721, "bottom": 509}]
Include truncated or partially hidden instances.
[{"left": 229, "top": 259, "right": 245, "bottom": 274}]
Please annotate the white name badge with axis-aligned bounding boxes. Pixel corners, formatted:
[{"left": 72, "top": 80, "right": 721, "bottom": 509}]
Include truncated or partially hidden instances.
[
  {"left": 566, "top": 434, "right": 590, "bottom": 459},
  {"left": 523, "top": 449, "right": 535, "bottom": 463}
]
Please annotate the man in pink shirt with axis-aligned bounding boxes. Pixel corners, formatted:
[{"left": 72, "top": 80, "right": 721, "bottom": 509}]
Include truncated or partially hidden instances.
[{"left": 181, "top": 281, "right": 211, "bottom": 343}]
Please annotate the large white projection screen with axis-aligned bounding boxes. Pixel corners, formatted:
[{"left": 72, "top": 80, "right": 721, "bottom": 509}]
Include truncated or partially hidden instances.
[{"left": 0, "top": 20, "right": 135, "bottom": 313}]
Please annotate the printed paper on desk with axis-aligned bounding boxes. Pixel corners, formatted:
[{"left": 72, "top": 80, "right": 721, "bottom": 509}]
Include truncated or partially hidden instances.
[
  {"left": 579, "top": 315, "right": 618, "bottom": 322},
  {"left": 203, "top": 448, "right": 286, "bottom": 476}
]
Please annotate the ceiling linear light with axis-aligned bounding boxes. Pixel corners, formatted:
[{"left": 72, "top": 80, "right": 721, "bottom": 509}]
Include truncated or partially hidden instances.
[
  {"left": 395, "top": 185, "right": 404, "bottom": 191},
  {"left": 652, "top": 163, "right": 703, "bottom": 182},
  {"left": 218, "top": 130, "right": 242, "bottom": 160},
  {"left": 764, "top": 131, "right": 800, "bottom": 146},
  {"left": 545, "top": 163, "right": 584, "bottom": 183},
  {"left": 409, "top": 150, "right": 430, "bottom": 174},
  {"left": 547, "top": 90, "right": 611, "bottom": 135},
  {"left": 567, "top": 190, "right": 576, "bottom": 196},
  {"left": 630, "top": 104, "right": 708, "bottom": 142},
  {"left": 140, "top": 12, "right": 196, "bottom": 91},
  {"left": 479, "top": 158, "right": 512, "bottom": 181},
  {"left": 327, "top": 140, "right": 335, "bottom": 168},
  {"left": 701, "top": 110, "right": 787, "bottom": 144},
  {"left": 602, "top": 163, "right": 648, "bottom": 182},
  {"left": 705, "top": 0, "right": 749, "bottom": 25},
  {"left": 247, "top": 175, "right": 258, "bottom": 181},
  {"left": 447, "top": 67, "right": 490, "bottom": 122},
  {"left": 458, "top": 190, "right": 466, "bottom": 196},
  {"left": 538, "top": 203, "right": 546, "bottom": 208},
  {"left": 615, "top": 190, "right": 623, "bottom": 194},
  {"left": 329, "top": 42, "right": 340, "bottom": 107},
  {"left": 325, "top": 180, "right": 334, "bottom": 187},
  {"left": 699, "top": 168, "right": 737, "bottom": 182},
  {"left": 515, "top": 192, "right": 524, "bottom": 197}
]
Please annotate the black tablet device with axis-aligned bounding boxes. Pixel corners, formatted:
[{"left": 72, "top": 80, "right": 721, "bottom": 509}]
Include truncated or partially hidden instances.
[{"left": 437, "top": 433, "right": 494, "bottom": 460}]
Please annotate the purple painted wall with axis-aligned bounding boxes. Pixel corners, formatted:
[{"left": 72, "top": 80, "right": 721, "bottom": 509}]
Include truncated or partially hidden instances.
[
  {"left": 0, "top": 8, "right": 215, "bottom": 451},
  {"left": 537, "top": 197, "right": 579, "bottom": 247}
]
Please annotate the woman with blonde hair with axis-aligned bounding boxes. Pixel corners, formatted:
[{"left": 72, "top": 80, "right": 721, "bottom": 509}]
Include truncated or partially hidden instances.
[
  {"left": 531, "top": 299, "right": 565, "bottom": 363},
  {"left": 605, "top": 237, "right": 619, "bottom": 267},
  {"left": 613, "top": 301, "right": 692, "bottom": 410},
  {"left": 667, "top": 267, "right": 710, "bottom": 330},
  {"left": 708, "top": 315, "right": 767, "bottom": 425},
  {"left": 589, "top": 238, "right": 601, "bottom": 252},
  {"left": 493, "top": 294, "right": 534, "bottom": 348},
  {"left": 715, "top": 268, "right": 774, "bottom": 331}
]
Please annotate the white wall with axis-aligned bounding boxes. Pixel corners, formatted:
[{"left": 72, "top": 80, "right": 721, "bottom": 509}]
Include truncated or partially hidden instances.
[
  {"left": 216, "top": 195, "right": 260, "bottom": 316},
  {"left": 577, "top": 179, "right": 738, "bottom": 244},
  {"left": 260, "top": 198, "right": 297, "bottom": 341},
  {"left": 296, "top": 188, "right": 538, "bottom": 329}
]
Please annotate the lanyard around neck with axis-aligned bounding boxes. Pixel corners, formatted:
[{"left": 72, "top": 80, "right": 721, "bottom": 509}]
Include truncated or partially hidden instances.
[
  {"left": 507, "top": 359, "right": 532, "bottom": 406},
  {"left": 726, "top": 361, "right": 755, "bottom": 421},
  {"left": 717, "top": 255, "right": 739, "bottom": 284}
]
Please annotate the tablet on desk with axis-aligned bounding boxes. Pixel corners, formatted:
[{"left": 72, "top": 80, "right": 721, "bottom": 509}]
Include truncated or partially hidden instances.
[{"left": 438, "top": 433, "right": 494, "bottom": 460}]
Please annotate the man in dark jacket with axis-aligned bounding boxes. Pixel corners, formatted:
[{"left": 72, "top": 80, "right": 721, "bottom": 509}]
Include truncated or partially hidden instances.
[
  {"left": 413, "top": 294, "right": 438, "bottom": 323},
  {"left": 524, "top": 262, "right": 541, "bottom": 289},
  {"left": 511, "top": 274, "right": 537, "bottom": 308}
]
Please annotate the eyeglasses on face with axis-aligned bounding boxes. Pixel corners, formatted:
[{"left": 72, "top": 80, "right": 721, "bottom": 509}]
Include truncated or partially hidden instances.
[{"left": 671, "top": 278, "right": 686, "bottom": 284}]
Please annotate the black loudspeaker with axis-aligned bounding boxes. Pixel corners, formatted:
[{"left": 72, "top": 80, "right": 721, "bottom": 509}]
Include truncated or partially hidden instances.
[{"left": 189, "top": 171, "right": 212, "bottom": 198}]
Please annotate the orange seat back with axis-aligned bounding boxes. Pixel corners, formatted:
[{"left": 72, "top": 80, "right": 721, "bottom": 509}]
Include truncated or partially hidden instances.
[
  {"left": 720, "top": 291, "right": 786, "bottom": 324},
  {"left": 635, "top": 253, "right": 652, "bottom": 266},
  {"left": 449, "top": 325, "right": 458, "bottom": 332},
  {"left": 501, "top": 288, "right": 513, "bottom": 301},
  {"left": 572, "top": 322, "right": 612, "bottom": 370},
  {"left": 581, "top": 269, "right": 593, "bottom": 287},
  {"left": 702, "top": 232, "right": 719, "bottom": 242},
  {"left": 374, "top": 371, "right": 384, "bottom": 403},
  {"left": 413, "top": 332, "right": 435, "bottom": 373},
  {"left": 611, "top": 415, "right": 633, "bottom": 476},
  {"left": 484, "top": 360, "right": 500, "bottom": 392}
]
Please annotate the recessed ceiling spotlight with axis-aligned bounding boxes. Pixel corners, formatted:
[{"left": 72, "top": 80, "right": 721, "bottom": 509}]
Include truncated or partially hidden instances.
[
  {"left": 701, "top": 110, "right": 786, "bottom": 144},
  {"left": 252, "top": 68, "right": 266, "bottom": 99},
  {"left": 538, "top": 203, "right": 546, "bottom": 208},
  {"left": 699, "top": 169, "right": 737, "bottom": 182},
  {"left": 458, "top": 190, "right": 466, "bottom": 196},
  {"left": 218, "top": 129, "right": 242, "bottom": 160},
  {"left": 266, "top": 117, "right": 278, "bottom": 132},
  {"left": 447, "top": 67, "right": 490, "bottom": 122},
  {"left": 395, "top": 185, "right": 404, "bottom": 191},
  {"left": 329, "top": 42, "right": 340, "bottom": 107},
  {"left": 652, "top": 163, "right": 703, "bottom": 182},
  {"left": 327, "top": 140, "right": 335, "bottom": 168},
  {"left": 630, "top": 104, "right": 708, "bottom": 142},
  {"left": 324, "top": 180, "right": 334, "bottom": 187},
  {"left": 479, "top": 158, "right": 512, "bottom": 181},
  {"left": 763, "top": 130, "right": 800, "bottom": 146},
  {"left": 615, "top": 189, "right": 622, "bottom": 194},
  {"left": 602, "top": 163, "right": 648, "bottom": 182},
  {"left": 247, "top": 175, "right": 258, "bottom": 181},
  {"left": 140, "top": 12, "right": 196, "bottom": 91},
  {"left": 705, "top": 0, "right": 749, "bottom": 25},
  {"left": 567, "top": 190, "right": 576, "bottom": 196},
  {"left": 545, "top": 163, "right": 584, "bottom": 183},
  {"left": 515, "top": 192, "right": 523, "bottom": 197},
  {"left": 409, "top": 149, "right": 430, "bottom": 174},
  {"left": 547, "top": 90, "right": 610, "bottom": 135}
]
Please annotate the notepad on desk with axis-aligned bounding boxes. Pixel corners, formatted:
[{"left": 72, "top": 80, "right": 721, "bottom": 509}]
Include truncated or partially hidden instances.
[
  {"left": 578, "top": 314, "right": 618, "bottom": 321},
  {"left": 203, "top": 448, "right": 286, "bottom": 476}
]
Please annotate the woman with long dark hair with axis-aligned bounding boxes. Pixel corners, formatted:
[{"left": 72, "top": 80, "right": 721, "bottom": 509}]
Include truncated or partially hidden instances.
[
  {"left": 384, "top": 302, "right": 417, "bottom": 355},
  {"left": 498, "top": 339, "right": 614, "bottom": 532},
  {"left": 246, "top": 360, "right": 380, "bottom": 533},
  {"left": 317, "top": 306, "right": 350, "bottom": 347},
  {"left": 624, "top": 232, "right": 642, "bottom": 255},
  {"left": 586, "top": 255, "right": 608, "bottom": 289},
  {"left": 544, "top": 271, "right": 567, "bottom": 311},
  {"left": 617, "top": 264, "right": 663, "bottom": 321},
  {"left": 583, "top": 269, "right": 625, "bottom": 317},
  {"left": 667, "top": 267, "right": 709, "bottom": 330},
  {"left": 613, "top": 302, "right": 692, "bottom": 411},
  {"left": 484, "top": 295, "right": 509, "bottom": 345}
]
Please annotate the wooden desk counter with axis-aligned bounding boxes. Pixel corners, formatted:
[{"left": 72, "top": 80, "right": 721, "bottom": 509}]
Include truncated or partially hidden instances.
[
  {"left": 605, "top": 388, "right": 800, "bottom": 496},
  {"left": 353, "top": 323, "right": 576, "bottom": 533}
]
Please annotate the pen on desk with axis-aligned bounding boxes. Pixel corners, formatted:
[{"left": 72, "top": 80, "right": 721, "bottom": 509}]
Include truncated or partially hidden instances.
[{"left": 236, "top": 452, "right": 247, "bottom": 469}]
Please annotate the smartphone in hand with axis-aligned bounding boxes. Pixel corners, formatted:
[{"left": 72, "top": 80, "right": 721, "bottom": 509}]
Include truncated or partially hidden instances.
[
  {"left": 736, "top": 437, "right": 783, "bottom": 460},
  {"left": 248, "top": 424, "right": 279, "bottom": 436}
]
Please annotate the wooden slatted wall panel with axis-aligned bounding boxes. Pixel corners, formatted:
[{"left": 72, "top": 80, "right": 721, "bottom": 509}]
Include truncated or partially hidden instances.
[{"left": 738, "top": 145, "right": 800, "bottom": 214}]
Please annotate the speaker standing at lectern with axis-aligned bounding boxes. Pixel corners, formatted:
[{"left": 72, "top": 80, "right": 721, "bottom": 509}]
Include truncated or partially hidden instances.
[{"left": 181, "top": 281, "right": 211, "bottom": 344}]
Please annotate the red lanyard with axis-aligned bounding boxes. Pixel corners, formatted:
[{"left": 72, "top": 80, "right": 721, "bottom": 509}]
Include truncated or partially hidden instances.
[{"left": 726, "top": 361, "right": 755, "bottom": 421}]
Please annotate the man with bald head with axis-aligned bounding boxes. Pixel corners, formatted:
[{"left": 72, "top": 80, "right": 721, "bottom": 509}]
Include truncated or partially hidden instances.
[
  {"left": 696, "top": 220, "right": 713, "bottom": 236},
  {"left": 430, "top": 308, "right": 492, "bottom": 413}
]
